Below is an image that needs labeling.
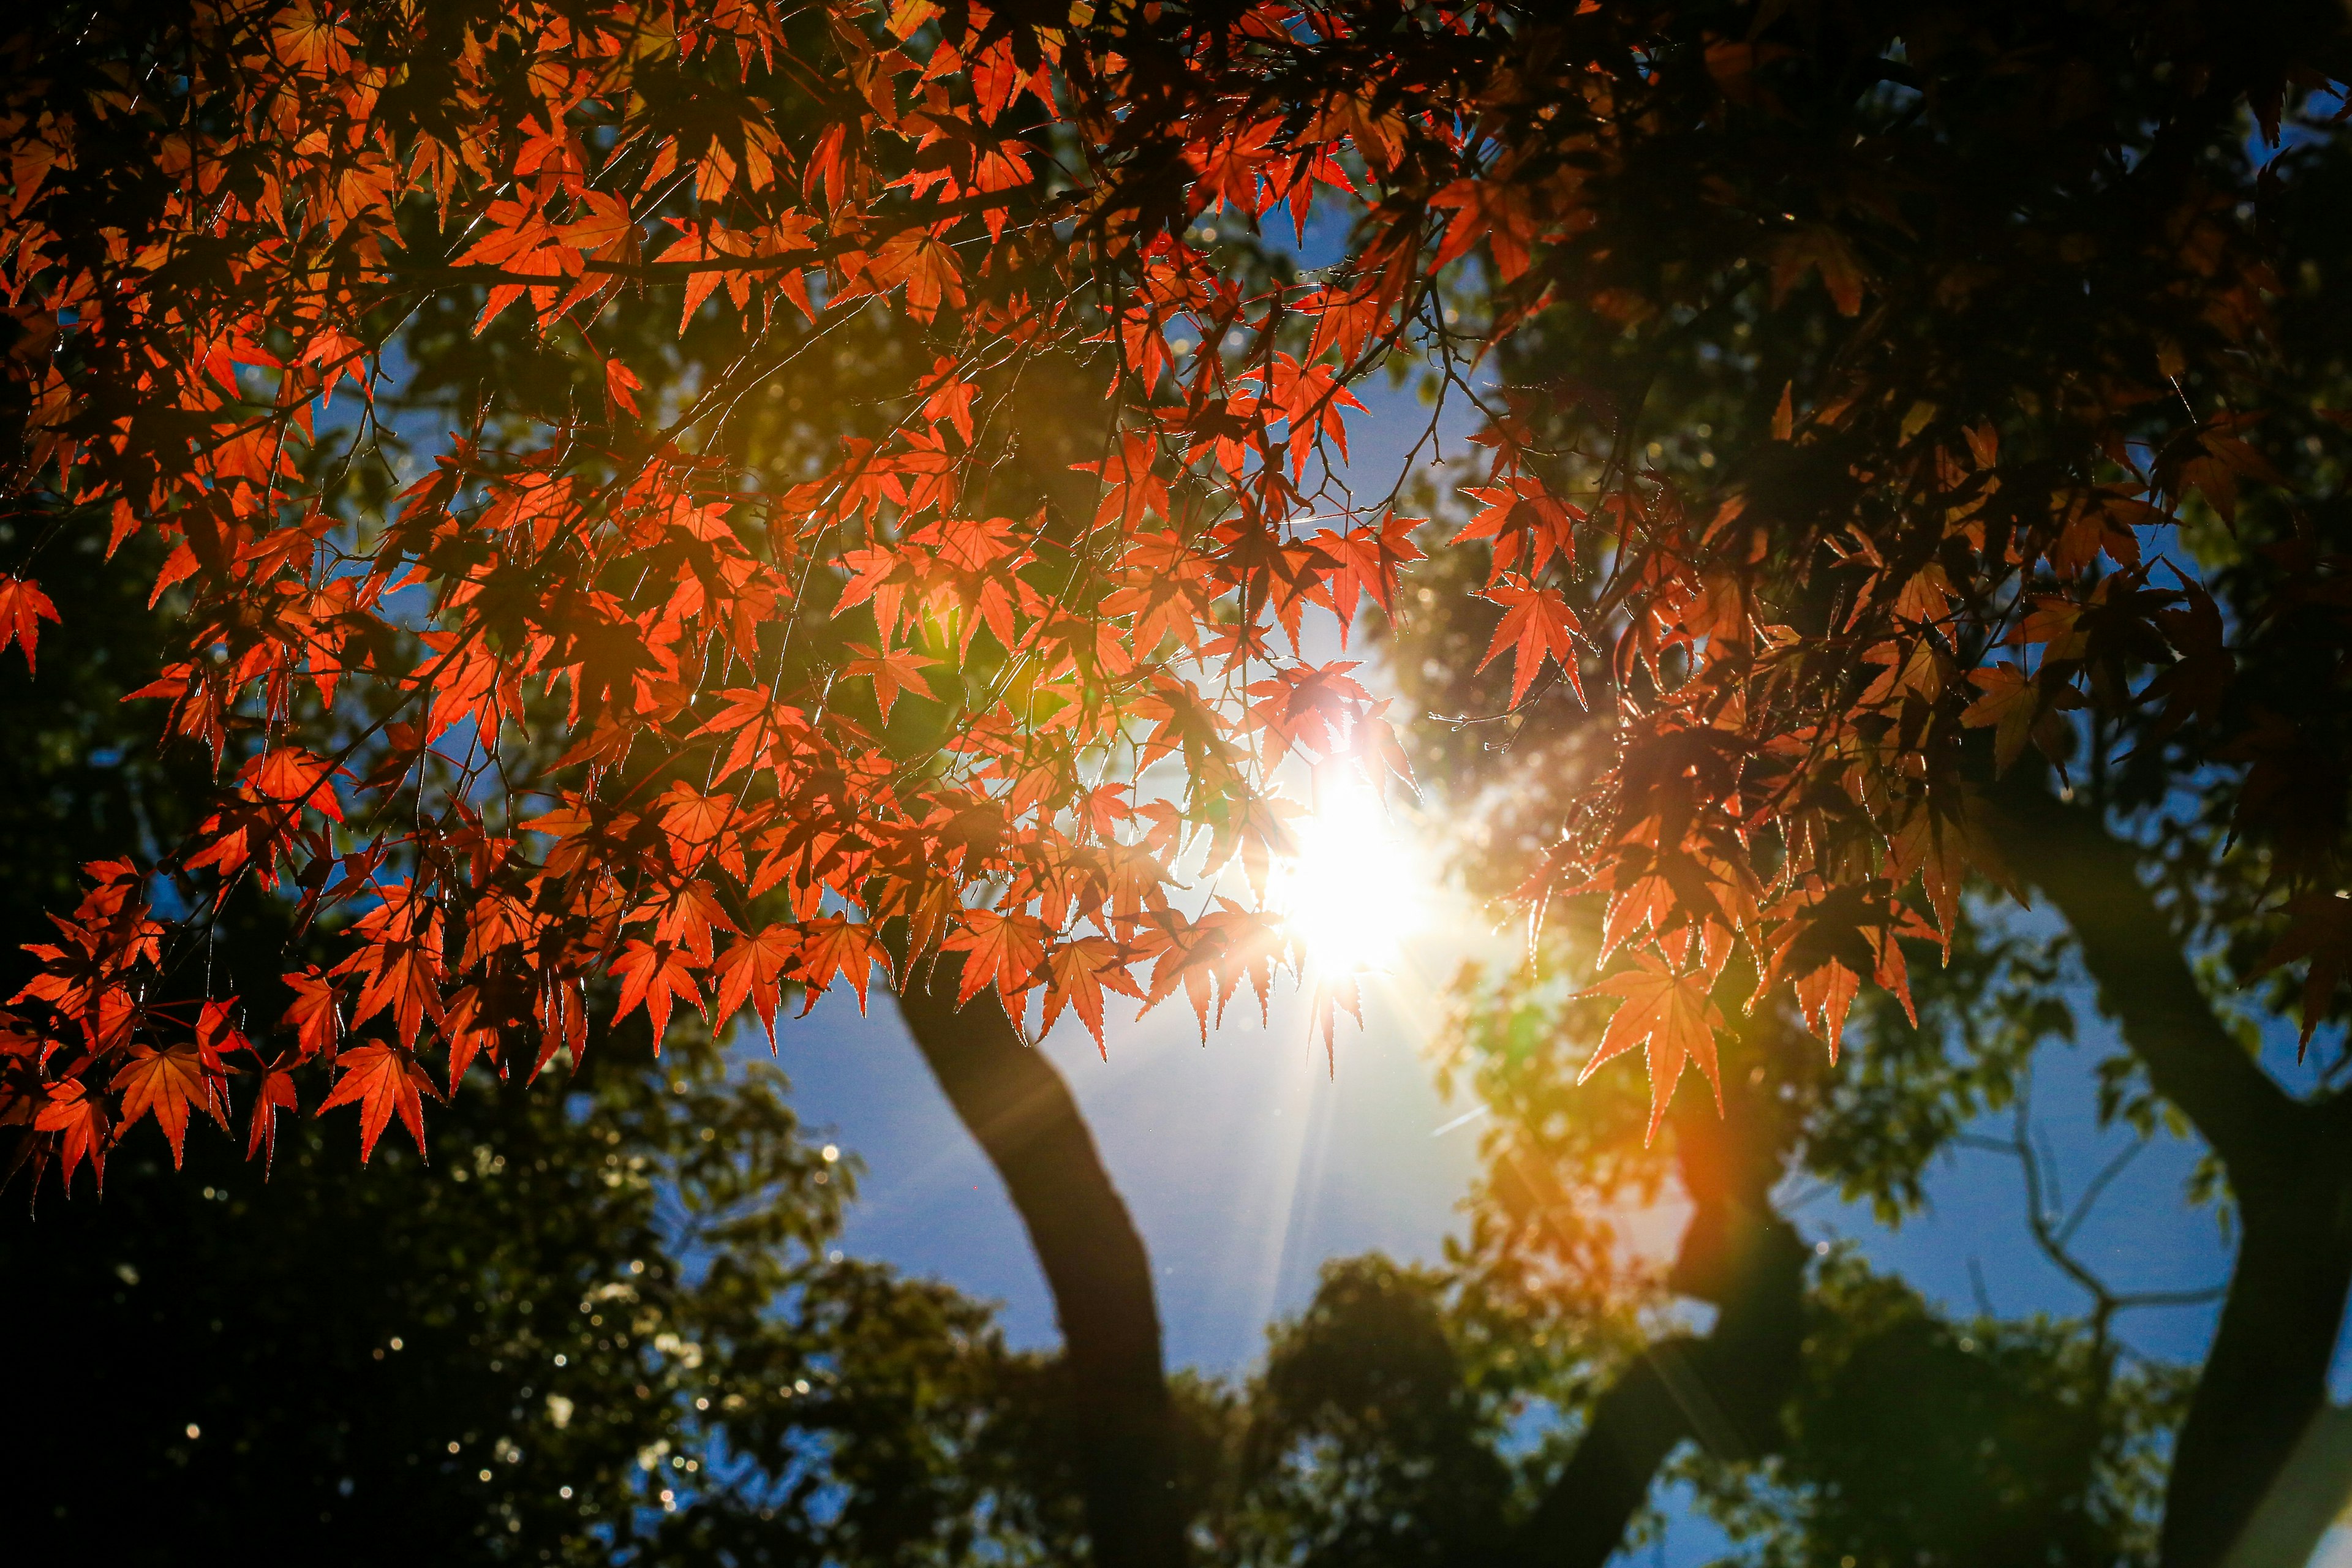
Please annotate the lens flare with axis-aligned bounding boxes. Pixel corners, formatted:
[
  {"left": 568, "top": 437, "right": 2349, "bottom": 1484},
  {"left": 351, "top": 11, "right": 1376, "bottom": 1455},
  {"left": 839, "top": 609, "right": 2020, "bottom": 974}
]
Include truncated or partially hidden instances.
[{"left": 1269, "top": 778, "right": 1429, "bottom": 974}]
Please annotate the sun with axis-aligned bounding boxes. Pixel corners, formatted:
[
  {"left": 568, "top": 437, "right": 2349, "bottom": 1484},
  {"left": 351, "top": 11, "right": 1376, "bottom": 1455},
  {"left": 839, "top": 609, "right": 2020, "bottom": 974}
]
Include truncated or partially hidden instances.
[{"left": 1268, "top": 777, "right": 1431, "bottom": 974}]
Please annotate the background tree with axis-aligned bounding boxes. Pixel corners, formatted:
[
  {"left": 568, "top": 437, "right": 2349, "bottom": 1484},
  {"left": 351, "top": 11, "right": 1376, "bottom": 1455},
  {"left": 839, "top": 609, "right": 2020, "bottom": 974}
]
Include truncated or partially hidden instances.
[{"left": 1191, "top": 1248, "right": 2184, "bottom": 1568}]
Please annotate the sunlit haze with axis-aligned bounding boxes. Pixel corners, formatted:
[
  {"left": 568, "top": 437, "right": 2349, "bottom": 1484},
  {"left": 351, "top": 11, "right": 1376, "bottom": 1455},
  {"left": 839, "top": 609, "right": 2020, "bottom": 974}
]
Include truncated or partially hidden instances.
[{"left": 1268, "top": 776, "right": 1432, "bottom": 974}]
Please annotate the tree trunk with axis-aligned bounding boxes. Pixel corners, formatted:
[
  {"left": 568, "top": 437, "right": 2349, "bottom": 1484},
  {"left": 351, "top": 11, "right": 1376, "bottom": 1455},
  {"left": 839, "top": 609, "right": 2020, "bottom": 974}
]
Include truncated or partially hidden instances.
[
  {"left": 2225, "top": 1406, "right": 2352, "bottom": 1568},
  {"left": 1991, "top": 780, "right": 2352, "bottom": 1568},
  {"left": 893, "top": 965, "right": 1189, "bottom": 1568},
  {"left": 2187, "top": 1200, "right": 2352, "bottom": 1568}
]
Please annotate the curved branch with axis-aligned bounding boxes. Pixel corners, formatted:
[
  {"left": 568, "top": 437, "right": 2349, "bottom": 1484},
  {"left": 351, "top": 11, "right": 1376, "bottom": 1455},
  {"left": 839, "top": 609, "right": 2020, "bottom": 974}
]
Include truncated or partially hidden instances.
[
  {"left": 891, "top": 966, "right": 1188, "bottom": 1568},
  {"left": 1512, "top": 1330, "right": 1713, "bottom": 1568},
  {"left": 1986, "top": 780, "right": 2352, "bottom": 1568},
  {"left": 1513, "top": 1084, "right": 1809, "bottom": 1568},
  {"left": 1962, "top": 1085, "right": 2226, "bottom": 1356},
  {"left": 1512, "top": 1200, "right": 1809, "bottom": 1568},
  {"left": 1988, "top": 779, "right": 2305, "bottom": 1191}
]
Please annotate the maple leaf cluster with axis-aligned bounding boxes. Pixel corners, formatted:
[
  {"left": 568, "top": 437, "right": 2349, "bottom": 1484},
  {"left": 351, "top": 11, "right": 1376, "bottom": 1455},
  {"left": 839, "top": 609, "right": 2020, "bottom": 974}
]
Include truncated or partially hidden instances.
[
  {"left": 1376, "top": 6, "right": 2352, "bottom": 1139},
  {"left": 0, "top": 0, "right": 2346, "bottom": 1179}
]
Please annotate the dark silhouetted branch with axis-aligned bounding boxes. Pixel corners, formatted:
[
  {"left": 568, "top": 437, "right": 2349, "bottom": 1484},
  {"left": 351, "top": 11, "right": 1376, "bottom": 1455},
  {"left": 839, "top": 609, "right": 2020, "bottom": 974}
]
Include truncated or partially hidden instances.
[
  {"left": 1514, "top": 1072, "right": 1809, "bottom": 1568},
  {"left": 1990, "top": 782, "right": 2352, "bottom": 1568},
  {"left": 893, "top": 965, "right": 1187, "bottom": 1568}
]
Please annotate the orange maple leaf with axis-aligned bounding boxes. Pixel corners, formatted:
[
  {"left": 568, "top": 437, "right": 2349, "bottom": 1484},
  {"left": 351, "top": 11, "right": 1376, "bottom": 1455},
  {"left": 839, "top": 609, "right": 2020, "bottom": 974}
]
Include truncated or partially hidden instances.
[
  {"left": 870, "top": 227, "right": 965, "bottom": 323},
  {"left": 1429, "top": 177, "right": 1540, "bottom": 281},
  {"left": 1576, "top": 956, "right": 1725, "bottom": 1142},
  {"left": 919, "top": 356, "right": 979, "bottom": 443},
  {"left": 941, "top": 910, "right": 1047, "bottom": 1009},
  {"left": 1042, "top": 937, "right": 1144, "bottom": 1055},
  {"left": 1961, "top": 663, "right": 2081, "bottom": 776},
  {"left": 655, "top": 222, "right": 732, "bottom": 332},
  {"left": 1960, "top": 663, "right": 2040, "bottom": 775},
  {"left": 1476, "top": 578, "right": 1582, "bottom": 707},
  {"left": 793, "top": 916, "right": 887, "bottom": 1016},
  {"left": 1187, "top": 118, "right": 1281, "bottom": 213},
  {"left": 713, "top": 924, "right": 801, "bottom": 1049},
  {"left": 605, "top": 358, "right": 643, "bottom": 418},
  {"left": 557, "top": 188, "right": 636, "bottom": 255},
  {"left": 268, "top": 4, "right": 356, "bottom": 73},
  {"left": 243, "top": 746, "right": 347, "bottom": 822},
  {"left": 1769, "top": 225, "right": 1868, "bottom": 315},
  {"left": 842, "top": 642, "right": 940, "bottom": 722}
]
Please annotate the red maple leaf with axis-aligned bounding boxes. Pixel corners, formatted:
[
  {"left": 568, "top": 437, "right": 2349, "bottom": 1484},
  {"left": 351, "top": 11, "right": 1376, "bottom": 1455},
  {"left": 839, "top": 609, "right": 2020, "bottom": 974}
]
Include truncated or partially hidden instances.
[
  {"left": 0, "top": 575, "right": 59, "bottom": 673},
  {"left": 281, "top": 967, "right": 344, "bottom": 1060},
  {"left": 611, "top": 940, "right": 705, "bottom": 1050},
  {"left": 317, "top": 1041, "right": 439, "bottom": 1164},
  {"left": 35, "top": 1080, "right": 107, "bottom": 1191},
  {"left": 246, "top": 1066, "right": 300, "bottom": 1172},
  {"left": 111, "top": 1042, "right": 225, "bottom": 1168}
]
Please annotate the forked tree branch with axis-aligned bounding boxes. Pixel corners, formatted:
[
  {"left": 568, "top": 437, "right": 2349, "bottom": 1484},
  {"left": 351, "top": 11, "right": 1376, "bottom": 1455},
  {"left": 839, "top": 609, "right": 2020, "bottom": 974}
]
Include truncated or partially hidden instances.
[{"left": 1954, "top": 1079, "right": 2226, "bottom": 1358}]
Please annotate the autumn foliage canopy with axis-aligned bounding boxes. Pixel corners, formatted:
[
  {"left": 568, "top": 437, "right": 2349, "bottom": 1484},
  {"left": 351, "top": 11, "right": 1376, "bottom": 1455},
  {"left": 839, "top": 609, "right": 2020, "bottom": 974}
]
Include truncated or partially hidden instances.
[{"left": 1, "top": 0, "right": 2343, "bottom": 1186}]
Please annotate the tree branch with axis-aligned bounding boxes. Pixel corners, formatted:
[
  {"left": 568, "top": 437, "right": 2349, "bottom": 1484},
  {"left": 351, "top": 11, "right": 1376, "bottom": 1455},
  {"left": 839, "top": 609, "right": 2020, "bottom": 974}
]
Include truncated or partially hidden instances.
[
  {"left": 1985, "top": 778, "right": 2352, "bottom": 1568},
  {"left": 1959, "top": 1084, "right": 2226, "bottom": 1357},
  {"left": 1513, "top": 1080, "right": 1808, "bottom": 1568},
  {"left": 891, "top": 965, "right": 1188, "bottom": 1568},
  {"left": 1512, "top": 1330, "right": 1712, "bottom": 1568},
  {"left": 1988, "top": 779, "right": 2305, "bottom": 1190}
]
